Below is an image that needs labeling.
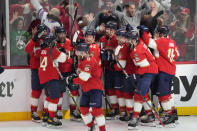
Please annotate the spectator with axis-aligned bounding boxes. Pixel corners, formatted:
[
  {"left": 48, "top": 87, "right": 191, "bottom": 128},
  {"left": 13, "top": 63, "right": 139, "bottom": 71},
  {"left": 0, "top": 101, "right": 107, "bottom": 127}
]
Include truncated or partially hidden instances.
[
  {"left": 111, "top": 0, "right": 150, "bottom": 30},
  {"left": 171, "top": 8, "right": 193, "bottom": 60},
  {"left": 10, "top": 16, "right": 28, "bottom": 66}
]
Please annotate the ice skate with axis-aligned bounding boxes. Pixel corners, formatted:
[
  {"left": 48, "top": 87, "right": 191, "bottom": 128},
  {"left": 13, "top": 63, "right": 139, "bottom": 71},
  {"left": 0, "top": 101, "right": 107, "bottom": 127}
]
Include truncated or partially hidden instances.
[
  {"left": 70, "top": 110, "right": 81, "bottom": 122},
  {"left": 140, "top": 113, "right": 156, "bottom": 127},
  {"left": 42, "top": 112, "right": 48, "bottom": 127},
  {"left": 56, "top": 110, "right": 63, "bottom": 120},
  {"left": 47, "top": 117, "right": 62, "bottom": 128},
  {"left": 128, "top": 117, "right": 139, "bottom": 130},
  {"left": 31, "top": 111, "right": 41, "bottom": 123},
  {"left": 160, "top": 114, "right": 176, "bottom": 128}
]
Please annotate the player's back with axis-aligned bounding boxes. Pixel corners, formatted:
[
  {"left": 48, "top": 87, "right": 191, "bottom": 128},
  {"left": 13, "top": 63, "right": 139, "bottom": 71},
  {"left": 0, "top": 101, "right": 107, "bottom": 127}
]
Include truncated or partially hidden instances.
[
  {"left": 39, "top": 47, "right": 61, "bottom": 84},
  {"left": 156, "top": 37, "right": 179, "bottom": 75}
]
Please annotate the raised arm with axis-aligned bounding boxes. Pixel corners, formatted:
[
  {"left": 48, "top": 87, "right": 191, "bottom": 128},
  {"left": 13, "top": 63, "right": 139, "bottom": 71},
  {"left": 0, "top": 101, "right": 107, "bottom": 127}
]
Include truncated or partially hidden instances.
[{"left": 30, "top": 0, "right": 43, "bottom": 12}]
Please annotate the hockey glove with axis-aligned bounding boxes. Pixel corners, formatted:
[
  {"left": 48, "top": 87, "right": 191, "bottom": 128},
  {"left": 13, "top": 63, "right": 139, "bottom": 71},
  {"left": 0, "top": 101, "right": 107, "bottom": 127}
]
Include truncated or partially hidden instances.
[
  {"left": 58, "top": 47, "right": 66, "bottom": 52},
  {"left": 65, "top": 73, "right": 78, "bottom": 85},
  {"left": 33, "top": 25, "right": 48, "bottom": 42},
  {"left": 100, "top": 49, "right": 114, "bottom": 62}
]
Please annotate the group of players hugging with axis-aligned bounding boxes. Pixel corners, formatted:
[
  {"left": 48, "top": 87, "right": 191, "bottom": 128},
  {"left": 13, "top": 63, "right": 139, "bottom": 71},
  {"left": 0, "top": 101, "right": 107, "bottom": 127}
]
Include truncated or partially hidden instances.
[{"left": 24, "top": 0, "right": 180, "bottom": 131}]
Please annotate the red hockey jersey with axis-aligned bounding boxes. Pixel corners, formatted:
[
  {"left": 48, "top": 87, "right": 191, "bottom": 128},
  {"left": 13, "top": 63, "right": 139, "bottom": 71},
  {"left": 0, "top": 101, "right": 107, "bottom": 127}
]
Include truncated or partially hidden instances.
[
  {"left": 88, "top": 42, "right": 102, "bottom": 78},
  {"left": 56, "top": 38, "right": 73, "bottom": 73},
  {"left": 73, "top": 57, "right": 103, "bottom": 92},
  {"left": 38, "top": 46, "right": 67, "bottom": 84},
  {"left": 142, "top": 32, "right": 179, "bottom": 75},
  {"left": 25, "top": 39, "right": 41, "bottom": 69},
  {"left": 130, "top": 40, "right": 158, "bottom": 75},
  {"left": 100, "top": 35, "right": 118, "bottom": 70}
]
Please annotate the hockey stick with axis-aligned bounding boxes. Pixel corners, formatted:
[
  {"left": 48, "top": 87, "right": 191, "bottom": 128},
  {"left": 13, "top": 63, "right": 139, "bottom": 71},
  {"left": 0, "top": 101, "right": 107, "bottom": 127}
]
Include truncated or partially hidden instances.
[
  {"left": 48, "top": 45, "right": 81, "bottom": 114},
  {"left": 68, "top": 2, "right": 79, "bottom": 42},
  {"left": 114, "top": 56, "right": 165, "bottom": 127},
  {"left": 100, "top": 43, "right": 113, "bottom": 114}
]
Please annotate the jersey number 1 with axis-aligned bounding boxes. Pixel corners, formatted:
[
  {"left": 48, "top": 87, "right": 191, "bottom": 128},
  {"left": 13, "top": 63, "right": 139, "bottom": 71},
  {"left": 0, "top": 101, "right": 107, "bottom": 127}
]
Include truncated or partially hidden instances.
[{"left": 168, "top": 48, "right": 175, "bottom": 63}]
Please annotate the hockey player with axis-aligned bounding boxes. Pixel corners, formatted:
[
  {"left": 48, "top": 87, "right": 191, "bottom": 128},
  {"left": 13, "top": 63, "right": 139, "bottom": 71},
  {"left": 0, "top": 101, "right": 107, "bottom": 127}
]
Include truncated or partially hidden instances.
[
  {"left": 99, "top": 21, "right": 119, "bottom": 119},
  {"left": 84, "top": 29, "right": 102, "bottom": 78},
  {"left": 118, "top": 28, "right": 138, "bottom": 122},
  {"left": 112, "top": 28, "right": 137, "bottom": 121},
  {"left": 55, "top": 26, "right": 81, "bottom": 121},
  {"left": 138, "top": 25, "right": 179, "bottom": 127},
  {"left": 85, "top": 29, "right": 101, "bottom": 64},
  {"left": 72, "top": 43, "right": 106, "bottom": 131},
  {"left": 128, "top": 31, "right": 158, "bottom": 130},
  {"left": 38, "top": 35, "right": 67, "bottom": 128},
  {"left": 30, "top": 0, "right": 62, "bottom": 34},
  {"left": 25, "top": 23, "right": 47, "bottom": 123}
]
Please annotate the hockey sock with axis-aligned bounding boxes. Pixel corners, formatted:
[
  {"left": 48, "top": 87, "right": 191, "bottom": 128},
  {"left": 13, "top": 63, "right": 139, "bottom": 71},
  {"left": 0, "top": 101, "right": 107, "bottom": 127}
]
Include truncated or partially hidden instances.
[
  {"left": 57, "top": 93, "right": 63, "bottom": 111},
  {"left": 44, "top": 97, "right": 50, "bottom": 114},
  {"left": 116, "top": 90, "right": 126, "bottom": 112},
  {"left": 159, "top": 94, "right": 173, "bottom": 115},
  {"left": 107, "top": 89, "right": 118, "bottom": 109},
  {"left": 124, "top": 92, "right": 134, "bottom": 114},
  {"left": 92, "top": 107, "right": 106, "bottom": 131},
  {"left": 80, "top": 107, "right": 94, "bottom": 127},
  {"left": 133, "top": 93, "right": 144, "bottom": 118},
  {"left": 31, "top": 90, "right": 42, "bottom": 112},
  {"left": 48, "top": 98, "right": 59, "bottom": 118},
  {"left": 69, "top": 90, "right": 79, "bottom": 111}
]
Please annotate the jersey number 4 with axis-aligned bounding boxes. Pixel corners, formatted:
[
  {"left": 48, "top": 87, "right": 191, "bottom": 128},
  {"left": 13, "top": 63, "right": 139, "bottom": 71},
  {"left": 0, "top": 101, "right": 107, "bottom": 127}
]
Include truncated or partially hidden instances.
[
  {"left": 40, "top": 57, "right": 47, "bottom": 71},
  {"left": 168, "top": 48, "right": 175, "bottom": 63}
]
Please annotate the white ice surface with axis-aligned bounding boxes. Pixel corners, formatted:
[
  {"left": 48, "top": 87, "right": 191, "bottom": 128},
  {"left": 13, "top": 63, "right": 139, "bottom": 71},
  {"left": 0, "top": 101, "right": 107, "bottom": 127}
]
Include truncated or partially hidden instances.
[{"left": 0, "top": 116, "right": 196, "bottom": 131}]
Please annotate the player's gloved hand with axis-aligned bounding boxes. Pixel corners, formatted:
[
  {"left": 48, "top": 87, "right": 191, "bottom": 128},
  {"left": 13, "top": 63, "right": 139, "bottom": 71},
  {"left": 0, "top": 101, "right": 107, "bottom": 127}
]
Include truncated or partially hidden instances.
[
  {"left": 58, "top": 47, "right": 66, "bottom": 52},
  {"left": 0, "top": 66, "right": 4, "bottom": 74},
  {"left": 101, "top": 49, "right": 114, "bottom": 62},
  {"left": 65, "top": 73, "right": 78, "bottom": 85},
  {"left": 33, "top": 24, "right": 48, "bottom": 42},
  {"left": 137, "top": 25, "right": 149, "bottom": 32},
  {"left": 109, "top": 60, "right": 116, "bottom": 69}
]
